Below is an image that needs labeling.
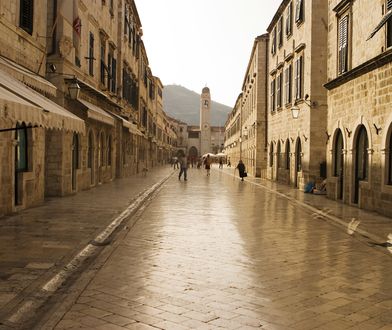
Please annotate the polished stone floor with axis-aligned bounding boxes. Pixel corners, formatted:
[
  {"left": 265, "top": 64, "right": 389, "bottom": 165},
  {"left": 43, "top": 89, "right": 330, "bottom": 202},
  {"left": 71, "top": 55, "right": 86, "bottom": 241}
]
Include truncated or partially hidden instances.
[{"left": 50, "top": 168, "right": 392, "bottom": 330}]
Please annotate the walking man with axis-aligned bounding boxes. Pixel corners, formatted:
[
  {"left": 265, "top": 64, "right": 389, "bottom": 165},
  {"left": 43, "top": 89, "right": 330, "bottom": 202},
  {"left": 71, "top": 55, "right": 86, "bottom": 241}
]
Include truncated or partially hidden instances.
[{"left": 178, "top": 155, "right": 188, "bottom": 181}]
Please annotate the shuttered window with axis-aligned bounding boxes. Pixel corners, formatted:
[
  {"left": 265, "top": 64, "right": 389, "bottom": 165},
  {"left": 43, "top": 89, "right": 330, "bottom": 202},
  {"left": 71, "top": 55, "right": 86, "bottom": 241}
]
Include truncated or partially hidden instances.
[
  {"left": 19, "top": 0, "right": 34, "bottom": 35},
  {"left": 286, "top": 2, "right": 292, "bottom": 36},
  {"left": 338, "top": 15, "right": 349, "bottom": 74},
  {"left": 276, "top": 73, "right": 282, "bottom": 108},
  {"left": 285, "top": 65, "right": 292, "bottom": 104},
  {"left": 295, "top": 56, "right": 303, "bottom": 100},
  {"left": 89, "top": 32, "right": 94, "bottom": 76},
  {"left": 387, "top": 0, "right": 392, "bottom": 47},
  {"left": 278, "top": 18, "right": 283, "bottom": 47},
  {"left": 270, "top": 79, "right": 276, "bottom": 112},
  {"left": 271, "top": 28, "right": 276, "bottom": 54},
  {"left": 295, "top": 0, "right": 304, "bottom": 24}
]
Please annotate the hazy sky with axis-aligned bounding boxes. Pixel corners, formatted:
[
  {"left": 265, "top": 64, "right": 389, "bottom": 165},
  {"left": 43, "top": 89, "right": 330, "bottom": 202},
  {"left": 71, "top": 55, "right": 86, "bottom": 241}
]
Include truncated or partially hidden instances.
[{"left": 134, "top": 0, "right": 282, "bottom": 108}]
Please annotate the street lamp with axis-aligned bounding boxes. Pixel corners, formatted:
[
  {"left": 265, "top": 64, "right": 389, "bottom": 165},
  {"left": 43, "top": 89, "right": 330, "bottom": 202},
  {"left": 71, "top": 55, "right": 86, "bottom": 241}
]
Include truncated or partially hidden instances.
[
  {"left": 67, "top": 79, "right": 81, "bottom": 100},
  {"left": 291, "top": 105, "right": 300, "bottom": 119}
]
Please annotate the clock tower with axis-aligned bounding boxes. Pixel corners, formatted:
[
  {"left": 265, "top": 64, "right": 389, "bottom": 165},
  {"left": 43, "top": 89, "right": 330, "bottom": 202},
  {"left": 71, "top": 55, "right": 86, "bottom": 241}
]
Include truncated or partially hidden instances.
[{"left": 200, "top": 86, "right": 211, "bottom": 156}]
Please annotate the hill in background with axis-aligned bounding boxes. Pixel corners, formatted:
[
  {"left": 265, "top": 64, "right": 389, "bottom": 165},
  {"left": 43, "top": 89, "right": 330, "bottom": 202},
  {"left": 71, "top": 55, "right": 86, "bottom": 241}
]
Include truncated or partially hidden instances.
[{"left": 163, "top": 85, "right": 232, "bottom": 126}]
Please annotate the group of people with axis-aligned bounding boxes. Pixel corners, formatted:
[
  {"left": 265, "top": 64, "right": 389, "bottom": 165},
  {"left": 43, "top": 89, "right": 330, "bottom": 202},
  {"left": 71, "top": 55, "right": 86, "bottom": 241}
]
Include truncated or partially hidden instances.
[{"left": 177, "top": 153, "right": 247, "bottom": 181}]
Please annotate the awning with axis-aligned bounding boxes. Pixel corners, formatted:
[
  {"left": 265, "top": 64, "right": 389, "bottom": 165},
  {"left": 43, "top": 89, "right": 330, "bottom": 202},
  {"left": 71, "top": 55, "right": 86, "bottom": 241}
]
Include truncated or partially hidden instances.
[
  {"left": 108, "top": 111, "right": 144, "bottom": 136},
  {"left": 0, "top": 56, "right": 57, "bottom": 96},
  {"left": 78, "top": 99, "right": 115, "bottom": 126},
  {"left": 0, "top": 69, "right": 85, "bottom": 133},
  {"left": 367, "top": 10, "right": 392, "bottom": 40}
]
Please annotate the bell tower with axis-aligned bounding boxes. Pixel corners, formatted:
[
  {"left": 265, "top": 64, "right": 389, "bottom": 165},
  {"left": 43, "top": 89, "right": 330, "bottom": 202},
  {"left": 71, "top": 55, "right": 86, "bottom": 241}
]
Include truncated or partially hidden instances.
[{"left": 200, "top": 87, "right": 211, "bottom": 156}]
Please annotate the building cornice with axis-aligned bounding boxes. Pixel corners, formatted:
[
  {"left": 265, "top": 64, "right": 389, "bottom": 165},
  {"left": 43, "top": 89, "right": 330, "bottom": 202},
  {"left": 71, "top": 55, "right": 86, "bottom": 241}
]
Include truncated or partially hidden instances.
[
  {"left": 324, "top": 49, "right": 392, "bottom": 90},
  {"left": 332, "top": 0, "right": 353, "bottom": 14}
]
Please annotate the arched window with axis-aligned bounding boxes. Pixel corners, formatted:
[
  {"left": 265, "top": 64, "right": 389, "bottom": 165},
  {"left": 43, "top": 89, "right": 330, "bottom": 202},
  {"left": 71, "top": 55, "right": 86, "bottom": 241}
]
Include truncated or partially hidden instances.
[
  {"left": 277, "top": 141, "right": 281, "bottom": 169},
  {"left": 356, "top": 125, "right": 368, "bottom": 181},
  {"left": 107, "top": 135, "right": 112, "bottom": 166},
  {"left": 334, "top": 129, "right": 344, "bottom": 177},
  {"left": 285, "top": 139, "right": 290, "bottom": 170},
  {"left": 269, "top": 142, "right": 274, "bottom": 167}
]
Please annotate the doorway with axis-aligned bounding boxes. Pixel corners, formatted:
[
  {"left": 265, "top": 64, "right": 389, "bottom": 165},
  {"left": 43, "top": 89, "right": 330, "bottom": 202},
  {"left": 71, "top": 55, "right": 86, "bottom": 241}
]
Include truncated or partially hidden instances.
[
  {"left": 354, "top": 125, "right": 368, "bottom": 204},
  {"left": 334, "top": 129, "right": 344, "bottom": 199},
  {"left": 71, "top": 133, "right": 79, "bottom": 191}
]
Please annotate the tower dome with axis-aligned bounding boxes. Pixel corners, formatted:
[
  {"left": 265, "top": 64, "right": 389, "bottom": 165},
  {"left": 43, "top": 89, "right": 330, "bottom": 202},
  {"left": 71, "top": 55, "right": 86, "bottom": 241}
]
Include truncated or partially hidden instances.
[{"left": 202, "top": 86, "right": 210, "bottom": 94}]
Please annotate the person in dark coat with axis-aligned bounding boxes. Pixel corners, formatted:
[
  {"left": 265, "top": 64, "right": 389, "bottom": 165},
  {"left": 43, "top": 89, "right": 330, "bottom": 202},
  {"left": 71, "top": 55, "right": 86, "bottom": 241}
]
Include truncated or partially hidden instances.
[{"left": 236, "top": 160, "right": 246, "bottom": 181}]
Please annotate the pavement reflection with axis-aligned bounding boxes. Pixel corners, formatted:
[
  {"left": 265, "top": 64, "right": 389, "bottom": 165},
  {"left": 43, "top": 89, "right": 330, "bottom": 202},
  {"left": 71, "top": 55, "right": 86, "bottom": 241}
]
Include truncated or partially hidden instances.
[{"left": 51, "top": 167, "right": 392, "bottom": 329}]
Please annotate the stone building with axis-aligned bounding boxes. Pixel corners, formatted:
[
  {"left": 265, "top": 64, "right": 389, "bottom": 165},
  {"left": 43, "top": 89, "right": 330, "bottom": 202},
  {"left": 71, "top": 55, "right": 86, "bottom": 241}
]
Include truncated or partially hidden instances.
[
  {"left": 223, "top": 94, "right": 242, "bottom": 167},
  {"left": 266, "top": 0, "right": 328, "bottom": 189},
  {"left": 0, "top": 0, "right": 177, "bottom": 217},
  {"left": 230, "top": 34, "right": 269, "bottom": 177},
  {"left": 325, "top": 0, "right": 392, "bottom": 216},
  {"left": 0, "top": 0, "right": 84, "bottom": 216}
]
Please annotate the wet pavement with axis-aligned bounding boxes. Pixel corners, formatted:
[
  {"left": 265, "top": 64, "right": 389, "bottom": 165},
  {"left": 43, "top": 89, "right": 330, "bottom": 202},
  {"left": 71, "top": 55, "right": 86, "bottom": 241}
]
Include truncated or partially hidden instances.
[
  {"left": 0, "top": 167, "right": 173, "bottom": 327},
  {"left": 24, "top": 166, "right": 392, "bottom": 330}
]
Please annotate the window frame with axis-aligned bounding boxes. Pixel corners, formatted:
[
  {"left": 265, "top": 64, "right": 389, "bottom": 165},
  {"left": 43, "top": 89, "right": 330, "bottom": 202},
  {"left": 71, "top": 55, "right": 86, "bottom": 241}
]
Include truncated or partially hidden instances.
[
  {"left": 286, "top": 2, "right": 293, "bottom": 37},
  {"left": 88, "top": 32, "right": 95, "bottom": 76},
  {"left": 284, "top": 64, "right": 292, "bottom": 105},
  {"left": 338, "top": 14, "right": 350, "bottom": 75},
  {"left": 294, "top": 55, "right": 303, "bottom": 101},
  {"left": 295, "top": 0, "right": 304, "bottom": 24},
  {"left": 19, "top": 0, "right": 34, "bottom": 35}
]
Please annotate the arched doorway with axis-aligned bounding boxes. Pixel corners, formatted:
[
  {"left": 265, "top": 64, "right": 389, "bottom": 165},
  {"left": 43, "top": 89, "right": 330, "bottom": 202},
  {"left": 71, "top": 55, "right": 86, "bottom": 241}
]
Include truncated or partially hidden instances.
[
  {"left": 333, "top": 129, "right": 344, "bottom": 199},
  {"left": 276, "top": 141, "right": 281, "bottom": 181},
  {"left": 188, "top": 146, "right": 198, "bottom": 166},
  {"left": 98, "top": 131, "right": 105, "bottom": 184},
  {"left": 285, "top": 139, "right": 291, "bottom": 183},
  {"left": 87, "top": 130, "right": 94, "bottom": 185},
  {"left": 71, "top": 133, "right": 79, "bottom": 191},
  {"left": 387, "top": 124, "right": 392, "bottom": 185},
  {"left": 15, "top": 123, "right": 28, "bottom": 205},
  {"left": 295, "top": 138, "right": 302, "bottom": 188},
  {"left": 354, "top": 125, "right": 368, "bottom": 204}
]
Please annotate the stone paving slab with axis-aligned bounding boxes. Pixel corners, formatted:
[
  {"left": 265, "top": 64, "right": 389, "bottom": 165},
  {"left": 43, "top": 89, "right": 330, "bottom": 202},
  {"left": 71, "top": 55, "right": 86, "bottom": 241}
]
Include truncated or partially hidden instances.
[
  {"left": 36, "top": 166, "right": 392, "bottom": 330},
  {"left": 0, "top": 166, "right": 174, "bottom": 321}
]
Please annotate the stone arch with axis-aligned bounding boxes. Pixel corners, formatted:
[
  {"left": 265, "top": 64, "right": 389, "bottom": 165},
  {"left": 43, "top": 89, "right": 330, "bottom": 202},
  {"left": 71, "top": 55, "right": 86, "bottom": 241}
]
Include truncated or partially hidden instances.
[{"left": 381, "top": 112, "right": 392, "bottom": 188}]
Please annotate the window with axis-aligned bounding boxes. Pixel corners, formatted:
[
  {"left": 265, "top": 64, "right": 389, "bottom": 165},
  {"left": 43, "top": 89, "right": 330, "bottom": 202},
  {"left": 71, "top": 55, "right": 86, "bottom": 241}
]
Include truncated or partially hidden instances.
[
  {"left": 270, "top": 78, "right": 276, "bottom": 112},
  {"left": 88, "top": 32, "right": 94, "bottom": 76},
  {"left": 387, "top": 0, "right": 392, "bottom": 47},
  {"left": 277, "top": 17, "right": 283, "bottom": 47},
  {"left": 276, "top": 73, "right": 282, "bottom": 108},
  {"left": 338, "top": 15, "right": 349, "bottom": 74},
  {"left": 284, "top": 64, "right": 292, "bottom": 104},
  {"left": 286, "top": 2, "right": 293, "bottom": 36},
  {"left": 294, "top": 56, "right": 303, "bottom": 100},
  {"left": 100, "top": 40, "right": 106, "bottom": 84},
  {"left": 19, "top": 0, "right": 34, "bottom": 34},
  {"left": 271, "top": 28, "right": 276, "bottom": 54},
  {"left": 15, "top": 123, "right": 28, "bottom": 172},
  {"left": 108, "top": 48, "right": 116, "bottom": 93},
  {"left": 295, "top": 0, "right": 304, "bottom": 24}
]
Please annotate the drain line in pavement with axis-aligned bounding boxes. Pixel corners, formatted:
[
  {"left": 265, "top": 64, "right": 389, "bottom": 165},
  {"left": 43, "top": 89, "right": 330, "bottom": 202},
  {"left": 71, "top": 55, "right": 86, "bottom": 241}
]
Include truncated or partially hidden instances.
[{"left": 5, "top": 172, "right": 173, "bottom": 326}]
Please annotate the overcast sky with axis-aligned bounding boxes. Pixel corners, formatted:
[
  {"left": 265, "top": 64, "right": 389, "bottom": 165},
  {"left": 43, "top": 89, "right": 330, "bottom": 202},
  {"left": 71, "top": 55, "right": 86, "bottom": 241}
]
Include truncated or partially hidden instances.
[{"left": 134, "top": 0, "right": 282, "bottom": 108}]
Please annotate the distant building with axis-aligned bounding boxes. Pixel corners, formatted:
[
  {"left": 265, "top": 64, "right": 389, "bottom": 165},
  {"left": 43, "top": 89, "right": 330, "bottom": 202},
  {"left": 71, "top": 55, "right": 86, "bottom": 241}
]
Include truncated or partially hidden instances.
[{"left": 169, "top": 87, "right": 224, "bottom": 163}]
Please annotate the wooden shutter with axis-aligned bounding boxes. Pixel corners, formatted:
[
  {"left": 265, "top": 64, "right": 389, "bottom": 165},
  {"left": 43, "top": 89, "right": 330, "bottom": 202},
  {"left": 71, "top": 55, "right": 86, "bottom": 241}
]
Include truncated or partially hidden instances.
[
  {"left": 295, "top": 57, "right": 302, "bottom": 100},
  {"left": 277, "top": 74, "right": 281, "bottom": 108},
  {"left": 295, "top": 0, "right": 303, "bottom": 23},
  {"left": 19, "top": 0, "right": 34, "bottom": 34},
  {"left": 271, "top": 28, "right": 276, "bottom": 54},
  {"left": 286, "top": 2, "right": 292, "bottom": 35},
  {"left": 388, "top": 0, "right": 392, "bottom": 10},
  {"left": 338, "top": 15, "right": 349, "bottom": 74},
  {"left": 278, "top": 18, "right": 283, "bottom": 47},
  {"left": 89, "top": 33, "right": 94, "bottom": 76},
  {"left": 270, "top": 79, "right": 276, "bottom": 112}
]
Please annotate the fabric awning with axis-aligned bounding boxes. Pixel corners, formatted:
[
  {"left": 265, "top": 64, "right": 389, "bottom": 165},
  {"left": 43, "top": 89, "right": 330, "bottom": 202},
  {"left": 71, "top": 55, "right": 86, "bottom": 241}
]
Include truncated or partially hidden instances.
[
  {"left": 0, "top": 69, "right": 85, "bottom": 133},
  {"left": 107, "top": 111, "right": 144, "bottom": 136},
  {"left": 0, "top": 56, "right": 57, "bottom": 96},
  {"left": 367, "top": 10, "right": 392, "bottom": 40},
  {"left": 78, "top": 99, "right": 115, "bottom": 126}
]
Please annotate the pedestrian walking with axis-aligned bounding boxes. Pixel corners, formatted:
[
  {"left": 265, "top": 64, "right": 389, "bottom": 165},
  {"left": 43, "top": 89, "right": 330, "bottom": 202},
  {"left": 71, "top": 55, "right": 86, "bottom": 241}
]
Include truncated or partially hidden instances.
[
  {"left": 178, "top": 155, "right": 188, "bottom": 181},
  {"left": 236, "top": 159, "right": 247, "bottom": 181},
  {"left": 204, "top": 155, "right": 212, "bottom": 176},
  {"left": 219, "top": 158, "right": 223, "bottom": 169}
]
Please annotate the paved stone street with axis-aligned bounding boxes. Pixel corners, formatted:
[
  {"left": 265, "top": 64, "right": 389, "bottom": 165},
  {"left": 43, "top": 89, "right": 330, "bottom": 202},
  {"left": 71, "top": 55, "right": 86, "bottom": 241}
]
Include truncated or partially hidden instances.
[{"left": 43, "top": 167, "right": 391, "bottom": 330}]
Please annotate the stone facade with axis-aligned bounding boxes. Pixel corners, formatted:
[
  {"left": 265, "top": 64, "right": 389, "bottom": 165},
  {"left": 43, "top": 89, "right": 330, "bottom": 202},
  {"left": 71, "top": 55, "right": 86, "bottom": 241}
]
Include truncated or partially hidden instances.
[
  {"left": 325, "top": 0, "right": 392, "bottom": 217},
  {"left": 266, "top": 0, "right": 328, "bottom": 189},
  {"left": 0, "top": 0, "right": 177, "bottom": 217},
  {"left": 236, "top": 35, "right": 269, "bottom": 178}
]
